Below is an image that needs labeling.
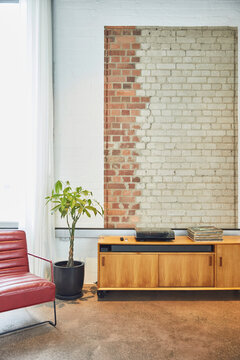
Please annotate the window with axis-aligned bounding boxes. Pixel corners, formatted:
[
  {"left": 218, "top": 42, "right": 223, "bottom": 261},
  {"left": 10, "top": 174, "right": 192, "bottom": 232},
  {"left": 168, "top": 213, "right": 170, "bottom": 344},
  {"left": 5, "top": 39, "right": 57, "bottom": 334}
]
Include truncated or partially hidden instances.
[{"left": 0, "top": 2, "right": 26, "bottom": 225}]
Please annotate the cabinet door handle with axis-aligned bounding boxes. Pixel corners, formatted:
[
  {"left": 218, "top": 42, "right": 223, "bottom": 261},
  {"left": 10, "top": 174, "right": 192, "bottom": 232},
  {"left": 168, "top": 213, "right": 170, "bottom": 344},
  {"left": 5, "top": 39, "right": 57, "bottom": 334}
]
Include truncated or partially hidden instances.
[
  {"left": 102, "top": 257, "right": 105, "bottom": 266},
  {"left": 219, "top": 257, "right": 222, "bottom": 267},
  {"left": 209, "top": 256, "right": 212, "bottom": 266}
]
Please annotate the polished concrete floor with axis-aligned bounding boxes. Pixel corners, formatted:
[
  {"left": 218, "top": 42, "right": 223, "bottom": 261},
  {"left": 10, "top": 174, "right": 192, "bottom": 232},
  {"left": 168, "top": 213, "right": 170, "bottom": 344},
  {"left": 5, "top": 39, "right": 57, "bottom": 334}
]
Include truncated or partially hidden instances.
[{"left": 1, "top": 286, "right": 240, "bottom": 360}]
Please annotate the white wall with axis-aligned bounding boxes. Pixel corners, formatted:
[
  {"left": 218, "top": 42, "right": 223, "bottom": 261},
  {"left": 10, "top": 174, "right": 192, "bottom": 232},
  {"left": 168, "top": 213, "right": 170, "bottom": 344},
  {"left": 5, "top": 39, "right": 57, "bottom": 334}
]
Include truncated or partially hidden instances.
[{"left": 53, "top": 0, "right": 240, "bottom": 282}]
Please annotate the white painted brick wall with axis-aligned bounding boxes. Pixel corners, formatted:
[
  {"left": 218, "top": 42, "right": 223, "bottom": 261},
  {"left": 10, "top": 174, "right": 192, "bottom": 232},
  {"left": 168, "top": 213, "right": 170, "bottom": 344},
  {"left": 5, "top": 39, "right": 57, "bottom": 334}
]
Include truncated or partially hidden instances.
[{"left": 135, "top": 27, "right": 238, "bottom": 228}]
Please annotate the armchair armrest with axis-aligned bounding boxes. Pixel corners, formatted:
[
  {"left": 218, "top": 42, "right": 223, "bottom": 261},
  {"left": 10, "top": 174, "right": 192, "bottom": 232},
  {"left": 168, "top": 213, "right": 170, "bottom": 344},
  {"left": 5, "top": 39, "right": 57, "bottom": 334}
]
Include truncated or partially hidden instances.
[{"left": 27, "top": 253, "right": 54, "bottom": 282}]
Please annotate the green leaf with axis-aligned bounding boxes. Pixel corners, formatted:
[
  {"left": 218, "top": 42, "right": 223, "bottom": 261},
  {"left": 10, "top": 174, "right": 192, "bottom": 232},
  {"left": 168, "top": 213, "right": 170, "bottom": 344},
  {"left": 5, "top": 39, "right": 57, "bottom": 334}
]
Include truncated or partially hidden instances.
[
  {"left": 63, "top": 186, "right": 71, "bottom": 194},
  {"left": 55, "top": 180, "right": 62, "bottom": 193},
  {"left": 86, "top": 206, "right": 97, "bottom": 215},
  {"left": 85, "top": 209, "right": 91, "bottom": 217},
  {"left": 51, "top": 204, "right": 61, "bottom": 212}
]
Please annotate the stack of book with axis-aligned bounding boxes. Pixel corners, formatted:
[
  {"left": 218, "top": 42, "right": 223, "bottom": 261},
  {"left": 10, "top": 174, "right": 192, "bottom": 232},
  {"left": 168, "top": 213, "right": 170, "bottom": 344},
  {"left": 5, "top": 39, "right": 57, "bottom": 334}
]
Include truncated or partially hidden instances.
[{"left": 187, "top": 226, "right": 223, "bottom": 242}]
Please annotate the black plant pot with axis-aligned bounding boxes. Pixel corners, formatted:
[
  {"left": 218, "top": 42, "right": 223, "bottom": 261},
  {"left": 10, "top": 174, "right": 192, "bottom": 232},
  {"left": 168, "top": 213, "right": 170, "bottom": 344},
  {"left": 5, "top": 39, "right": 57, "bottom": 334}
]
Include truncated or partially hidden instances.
[{"left": 53, "top": 261, "right": 85, "bottom": 300}]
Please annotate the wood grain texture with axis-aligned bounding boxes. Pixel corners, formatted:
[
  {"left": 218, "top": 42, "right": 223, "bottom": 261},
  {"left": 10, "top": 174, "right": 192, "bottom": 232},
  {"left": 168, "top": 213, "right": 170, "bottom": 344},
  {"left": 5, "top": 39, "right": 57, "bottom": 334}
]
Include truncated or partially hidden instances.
[
  {"left": 98, "top": 235, "right": 240, "bottom": 245},
  {"left": 99, "top": 253, "right": 158, "bottom": 288},
  {"left": 216, "top": 245, "right": 240, "bottom": 287},
  {"left": 98, "top": 287, "right": 240, "bottom": 291},
  {"left": 158, "top": 253, "right": 214, "bottom": 287}
]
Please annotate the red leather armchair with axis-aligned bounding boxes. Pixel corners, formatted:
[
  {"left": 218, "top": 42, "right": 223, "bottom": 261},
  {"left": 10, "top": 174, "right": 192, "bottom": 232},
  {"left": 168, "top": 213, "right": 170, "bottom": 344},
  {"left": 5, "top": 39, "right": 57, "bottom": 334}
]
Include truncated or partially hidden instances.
[{"left": 0, "top": 230, "right": 56, "bottom": 336}]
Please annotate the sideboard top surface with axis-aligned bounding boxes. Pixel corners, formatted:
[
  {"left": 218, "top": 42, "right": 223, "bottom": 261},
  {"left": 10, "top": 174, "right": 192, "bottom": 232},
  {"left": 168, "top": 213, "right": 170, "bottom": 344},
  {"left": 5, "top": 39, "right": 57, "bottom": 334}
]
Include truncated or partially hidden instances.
[{"left": 98, "top": 235, "right": 240, "bottom": 245}]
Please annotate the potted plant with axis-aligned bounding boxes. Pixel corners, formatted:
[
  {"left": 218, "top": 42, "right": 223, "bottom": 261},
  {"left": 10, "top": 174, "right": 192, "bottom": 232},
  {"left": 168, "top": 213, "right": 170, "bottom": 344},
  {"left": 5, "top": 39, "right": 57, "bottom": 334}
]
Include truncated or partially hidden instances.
[{"left": 46, "top": 180, "right": 104, "bottom": 300}]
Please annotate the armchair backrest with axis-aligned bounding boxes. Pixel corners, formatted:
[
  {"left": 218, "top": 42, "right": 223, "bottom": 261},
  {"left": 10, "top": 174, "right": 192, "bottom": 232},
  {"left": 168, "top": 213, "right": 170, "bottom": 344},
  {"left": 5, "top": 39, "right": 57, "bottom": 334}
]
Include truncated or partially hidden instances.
[{"left": 0, "top": 230, "right": 29, "bottom": 274}]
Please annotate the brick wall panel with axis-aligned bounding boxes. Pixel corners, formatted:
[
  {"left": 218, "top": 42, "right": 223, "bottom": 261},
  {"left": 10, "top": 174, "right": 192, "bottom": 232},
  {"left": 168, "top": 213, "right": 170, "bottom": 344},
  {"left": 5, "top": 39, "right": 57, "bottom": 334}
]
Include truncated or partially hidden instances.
[{"left": 104, "top": 26, "right": 238, "bottom": 229}]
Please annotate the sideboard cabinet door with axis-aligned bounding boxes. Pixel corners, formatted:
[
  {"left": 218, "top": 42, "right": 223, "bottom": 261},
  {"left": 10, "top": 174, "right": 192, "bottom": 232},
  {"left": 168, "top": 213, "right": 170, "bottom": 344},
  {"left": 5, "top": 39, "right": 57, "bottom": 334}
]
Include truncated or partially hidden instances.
[
  {"left": 99, "top": 253, "right": 158, "bottom": 288},
  {"left": 159, "top": 253, "right": 214, "bottom": 287},
  {"left": 216, "top": 245, "right": 240, "bottom": 288}
]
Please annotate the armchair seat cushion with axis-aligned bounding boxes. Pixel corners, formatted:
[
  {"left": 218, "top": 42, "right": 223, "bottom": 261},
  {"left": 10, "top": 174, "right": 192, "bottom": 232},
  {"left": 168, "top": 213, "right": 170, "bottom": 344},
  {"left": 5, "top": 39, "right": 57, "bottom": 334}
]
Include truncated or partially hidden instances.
[{"left": 0, "top": 272, "right": 55, "bottom": 313}]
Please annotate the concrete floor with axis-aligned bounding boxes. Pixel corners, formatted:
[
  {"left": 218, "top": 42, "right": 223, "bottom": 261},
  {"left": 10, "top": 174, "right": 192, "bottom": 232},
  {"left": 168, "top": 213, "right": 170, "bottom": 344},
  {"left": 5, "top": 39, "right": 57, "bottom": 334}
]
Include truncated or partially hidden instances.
[{"left": 1, "top": 286, "right": 240, "bottom": 360}]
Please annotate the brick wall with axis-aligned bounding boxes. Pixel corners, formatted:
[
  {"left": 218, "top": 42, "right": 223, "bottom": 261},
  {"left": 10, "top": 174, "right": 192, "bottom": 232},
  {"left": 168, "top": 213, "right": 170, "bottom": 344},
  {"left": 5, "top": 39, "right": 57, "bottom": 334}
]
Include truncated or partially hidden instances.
[
  {"left": 104, "top": 27, "right": 149, "bottom": 228},
  {"left": 104, "top": 26, "right": 238, "bottom": 229}
]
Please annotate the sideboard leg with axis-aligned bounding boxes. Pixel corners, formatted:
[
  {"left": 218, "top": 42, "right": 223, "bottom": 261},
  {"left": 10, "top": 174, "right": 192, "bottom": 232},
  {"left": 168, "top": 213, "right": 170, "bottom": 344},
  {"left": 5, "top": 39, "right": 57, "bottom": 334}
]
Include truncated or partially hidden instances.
[{"left": 97, "top": 290, "right": 107, "bottom": 299}]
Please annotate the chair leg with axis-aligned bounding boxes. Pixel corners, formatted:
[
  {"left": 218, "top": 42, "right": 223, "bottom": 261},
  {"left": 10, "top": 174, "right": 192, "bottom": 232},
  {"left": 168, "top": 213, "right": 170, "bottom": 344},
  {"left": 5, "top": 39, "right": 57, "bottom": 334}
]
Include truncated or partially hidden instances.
[
  {"left": 0, "top": 300, "right": 57, "bottom": 337},
  {"left": 49, "top": 300, "right": 57, "bottom": 327}
]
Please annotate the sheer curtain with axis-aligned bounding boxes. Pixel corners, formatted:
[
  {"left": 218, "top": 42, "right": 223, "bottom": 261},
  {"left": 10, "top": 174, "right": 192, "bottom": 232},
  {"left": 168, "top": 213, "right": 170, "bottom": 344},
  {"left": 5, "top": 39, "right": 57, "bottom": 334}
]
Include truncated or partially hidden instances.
[{"left": 20, "top": 0, "right": 55, "bottom": 276}]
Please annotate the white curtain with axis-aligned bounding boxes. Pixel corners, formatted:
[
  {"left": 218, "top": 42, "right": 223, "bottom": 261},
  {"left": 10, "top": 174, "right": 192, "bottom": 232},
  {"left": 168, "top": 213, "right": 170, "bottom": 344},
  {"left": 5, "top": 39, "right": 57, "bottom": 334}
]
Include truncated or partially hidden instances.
[{"left": 20, "top": 0, "right": 55, "bottom": 277}]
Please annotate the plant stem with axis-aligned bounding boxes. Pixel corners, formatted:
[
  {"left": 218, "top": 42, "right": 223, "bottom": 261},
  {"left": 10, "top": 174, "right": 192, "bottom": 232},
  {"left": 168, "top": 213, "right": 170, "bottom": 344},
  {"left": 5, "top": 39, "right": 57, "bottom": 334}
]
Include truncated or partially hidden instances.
[
  {"left": 67, "top": 221, "right": 76, "bottom": 267},
  {"left": 66, "top": 215, "right": 71, "bottom": 236}
]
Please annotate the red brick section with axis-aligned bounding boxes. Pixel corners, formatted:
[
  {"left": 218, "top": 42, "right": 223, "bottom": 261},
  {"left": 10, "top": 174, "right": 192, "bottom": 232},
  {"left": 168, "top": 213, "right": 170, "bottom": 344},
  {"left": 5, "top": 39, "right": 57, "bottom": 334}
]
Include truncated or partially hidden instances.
[{"left": 104, "top": 26, "right": 149, "bottom": 228}]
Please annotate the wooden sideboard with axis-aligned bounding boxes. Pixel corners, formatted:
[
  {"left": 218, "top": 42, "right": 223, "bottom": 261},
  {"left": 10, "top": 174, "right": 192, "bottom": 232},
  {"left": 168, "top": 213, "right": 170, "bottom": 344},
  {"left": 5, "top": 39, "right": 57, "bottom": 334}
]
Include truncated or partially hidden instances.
[{"left": 97, "top": 235, "right": 240, "bottom": 298}]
